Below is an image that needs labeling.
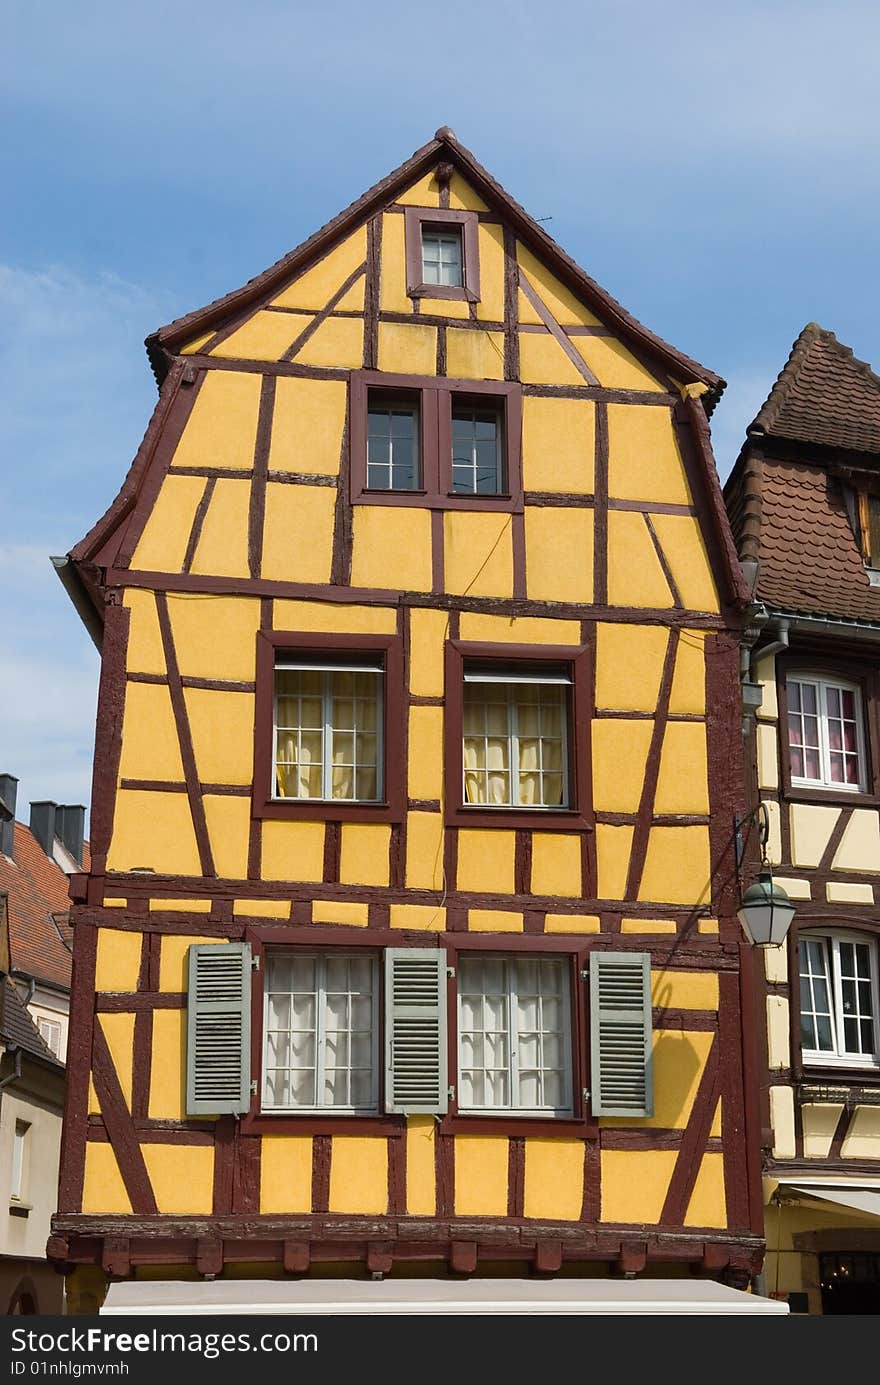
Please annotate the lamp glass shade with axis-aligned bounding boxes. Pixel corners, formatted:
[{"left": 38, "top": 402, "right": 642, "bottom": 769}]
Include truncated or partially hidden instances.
[{"left": 737, "top": 870, "right": 795, "bottom": 947}]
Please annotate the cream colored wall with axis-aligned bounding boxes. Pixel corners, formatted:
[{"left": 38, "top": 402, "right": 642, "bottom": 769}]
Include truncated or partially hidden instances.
[{"left": 0, "top": 1078, "right": 63, "bottom": 1262}]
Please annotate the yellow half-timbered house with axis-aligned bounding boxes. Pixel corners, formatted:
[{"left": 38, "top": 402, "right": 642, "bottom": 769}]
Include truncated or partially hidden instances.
[{"left": 51, "top": 129, "right": 761, "bottom": 1311}]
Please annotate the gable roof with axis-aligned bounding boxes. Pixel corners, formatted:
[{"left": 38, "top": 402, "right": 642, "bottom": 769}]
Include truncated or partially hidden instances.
[
  {"left": 0, "top": 822, "right": 81, "bottom": 992},
  {"left": 749, "top": 322, "right": 880, "bottom": 455},
  {"left": 145, "top": 127, "right": 724, "bottom": 405}
]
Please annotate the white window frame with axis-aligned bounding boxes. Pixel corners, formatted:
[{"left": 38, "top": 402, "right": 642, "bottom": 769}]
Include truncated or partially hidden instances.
[
  {"left": 262, "top": 951, "right": 380, "bottom": 1115},
  {"left": 462, "top": 666, "right": 571, "bottom": 810},
  {"left": 799, "top": 929, "right": 880, "bottom": 1068},
  {"left": 457, "top": 953, "right": 573, "bottom": 1117},
  {"left": 420, "top": 226, "right": 464, "bottom": 287},
  {"left": 787, "top": 674, "right": 867, "bottom": 792},
  {"left": 272, "top": 659, "right": 384, "bottom": 804},
  {"left": 37, "top": 1017, "right": 62, "bottom": 1057},
  {"left": 10, "top": 1120, "right": 30, "bottom": 1202}
]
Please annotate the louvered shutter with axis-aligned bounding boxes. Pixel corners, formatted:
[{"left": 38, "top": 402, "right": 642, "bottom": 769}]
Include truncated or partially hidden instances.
[
  {"left": 385, "top": 948, "right": 447, "bottom": 1115},
  {"left": 186, "top": 942, "right": 252, "bottom": 1115},
  {"left": 589, "top": 951, "right": 653, "bottom": 1117}
]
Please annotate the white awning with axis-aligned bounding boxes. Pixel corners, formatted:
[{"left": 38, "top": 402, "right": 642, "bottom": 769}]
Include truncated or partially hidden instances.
[
  {"left": 102, "top": 1277, "right": 788, "bottom": 1316},
  {"left": 780, "top": 1181, "right": 880, "bottom": 1220}
]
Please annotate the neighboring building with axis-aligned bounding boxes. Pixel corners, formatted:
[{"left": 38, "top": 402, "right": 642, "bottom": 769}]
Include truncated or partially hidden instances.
[
  {"left": 725, "top": 324, "right": 880, "bottom": 1314},
  {"left": 51, "top": 128, "right": 762, "bottom": 1311},
  {"left": 0, "top": 776, "right": 82, "bottom": 1313}
]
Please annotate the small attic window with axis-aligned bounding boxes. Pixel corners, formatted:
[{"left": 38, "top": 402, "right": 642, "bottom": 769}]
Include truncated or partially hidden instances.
[
  {"left": 404, "top": 207, "right": 480, "bottom": 303},
  {"left": 842, "top": 482, "right": 880, "bottom": 571}
]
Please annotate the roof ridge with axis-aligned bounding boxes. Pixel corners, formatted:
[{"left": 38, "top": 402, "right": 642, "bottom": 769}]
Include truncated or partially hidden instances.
[{"left": 750, "top": 322, "right": 880, "bottom": 439}]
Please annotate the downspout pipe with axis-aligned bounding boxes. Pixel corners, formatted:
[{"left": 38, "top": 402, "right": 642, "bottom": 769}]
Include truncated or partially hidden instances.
[{"left": 750, "top": 617, "right": 790, "bottom": 670}]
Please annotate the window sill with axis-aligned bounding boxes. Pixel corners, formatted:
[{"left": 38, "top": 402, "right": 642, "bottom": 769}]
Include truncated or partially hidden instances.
[
  {"left": 351, "top": 488, "right": 523, "bottom": 514},
  {"left": 255, "top": 799, "right": 403, "bottom": 824},
  {"left": 446, "top": 805, "right": 591, "bottom": 832},
  {"left": 787, "top": 784, "right": 876, "bottom": 807},
  {"left": 407, "top": 282, "right": 479, "bottom": 304}
]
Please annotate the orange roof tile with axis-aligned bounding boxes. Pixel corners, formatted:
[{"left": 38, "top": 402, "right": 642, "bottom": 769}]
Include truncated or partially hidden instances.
[{"left": 0, "top": 823, "right": 86, "bottom": 992}]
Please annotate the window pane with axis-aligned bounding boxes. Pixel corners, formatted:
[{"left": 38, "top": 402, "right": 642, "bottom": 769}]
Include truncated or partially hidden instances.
[
  {"left": 265, "top": 953, "right": 375, "bottom": 1111},
  {"left": 422, "top": 228, "right": 463, "bottom": 287},
  {"left": 367, "top": 399, "right": 419, "bottom": 489},
  {"left": 450, "top": 407, "right": 501, "bottom": 495}
]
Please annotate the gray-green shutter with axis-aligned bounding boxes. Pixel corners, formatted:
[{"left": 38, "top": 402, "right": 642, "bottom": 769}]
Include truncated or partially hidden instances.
[
  {"left": 186, "top": 942, "right": 252, "bottom": 1116},
  {"left": 385, "top": 948, "right": 447, "bottom": 1115},
  {"left": 589, "top": 950, "right": 653, "bottom": 1117}
]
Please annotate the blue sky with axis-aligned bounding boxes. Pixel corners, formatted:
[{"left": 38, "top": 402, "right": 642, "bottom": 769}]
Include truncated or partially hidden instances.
[{"left": 4, "top": 1, "right": 880, "bottom": 827}]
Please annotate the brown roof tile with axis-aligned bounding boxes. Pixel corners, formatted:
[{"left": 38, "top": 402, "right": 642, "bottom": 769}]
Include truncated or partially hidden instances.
[
  {"left": 0, "top": 823, "right": 85, "bottom": 992},
  {"left": 751, "top": 323, "right": 880, "bottom": 454},
  {"left": 754, "top": 457, "right": 880, "bottom": 621},
  {"left": 0, "top": 976, "right": 64, "bottom": 1067}
]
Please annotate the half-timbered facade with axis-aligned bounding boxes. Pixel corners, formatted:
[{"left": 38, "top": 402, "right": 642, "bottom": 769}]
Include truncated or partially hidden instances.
[
  {"left": 51, "top": 129, "right": 760, "bottom": 1308},
  {"left": 726, "top": 324, "right": 880, "bottom": 1314}
]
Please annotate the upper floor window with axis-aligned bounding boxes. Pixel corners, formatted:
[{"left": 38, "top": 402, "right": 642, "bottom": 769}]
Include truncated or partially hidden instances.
[
  {"left": 263, "top": 951, "right": 379, "bottom": 1113},
  {"left": 463, "top": 662, "right": 569, "bottom": 809},
  {"left": 420, "top": 226, "right": 463, "bottom": 288},
  {"left": 799, "top": 931, "right": 879, "bottom": 1067},
  {"left": 37, "top": 1017, "right": 62, "bottom": 1057},
  {"left": 274, "top": 655, "right": 383, "bottom": 803},
  {"left": 786, "top": 675, "right": 866, "bottom": 792},
  {"left": 404, "top": 206, "right": 480, "bottom": 302},
  {"left": 10, "top": 1120, "right": 30, "bottom": 1201},
  {"left": 451, "top": 403, "right": 503, "bottom": 495},
  {"left": 458, "top": 954, "right": 572, "bottom": 1115},
  {"left": 367, "top": 392, "right": 421, "bottom": 492}
]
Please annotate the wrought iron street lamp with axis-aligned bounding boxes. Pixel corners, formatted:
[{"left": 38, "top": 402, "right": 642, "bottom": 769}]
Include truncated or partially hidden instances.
[{"left": 736, "top": 802, "right": 795, "bottom": 948}]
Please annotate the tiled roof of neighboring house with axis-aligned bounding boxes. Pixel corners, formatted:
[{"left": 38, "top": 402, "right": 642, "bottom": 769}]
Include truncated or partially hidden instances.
[
  {"left": 0, "top": 823, "right": 86, "bottom": 992},
  {"left": 0, "top": 976, "right": 63, "bottom": 1067},
  {"left": 751, "top": 458, "right": 880, "bottom": 621},
  {"left": 750, "top": 322, "right": 880, "bottom": 454}
]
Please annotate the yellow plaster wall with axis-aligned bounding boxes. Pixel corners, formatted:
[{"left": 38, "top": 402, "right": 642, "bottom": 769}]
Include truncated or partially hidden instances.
[
  {"left": 459, "top": 613, "right": 581, "bottom": 645},
  {"left": 684, "top": 1153, "right": 727, "bottom": 1228},
  {"left": 457, "top": 829, "right": 515, "bottom": 894},
  {"left": 592, "top": 719, "right": 653, "bottom": 812},
  {"left": 404, "top": 812, "right": 444, "bottom": 890},
  {"left": 274, "top": 599, "right": 397, "bottom": 634},
  {"left": 606, "top": 511, "right": 674, "bottom": 608},
  {"left": 82, "top": 1144, "right": 132, "bottom": 1215},
  {"left": 449, "top": 172, "right": 488, "bottom": 213},
  {"left": 123, "top": 590, "right": 166, "bottom": 676},
  {"left": 396, "top": 173, "right": 441, "bottom": 207},
  {"left": 203, "top": 794, "right": 250, "bottom": 879},
  {"left": 770, "top": 1084, "right": 796, "bottom": 1159},
  {"left": 833, "top": 810, "right": 880, "bottom": 872},
  {"left": 261, "top": 481, "right": 336, "bottom": 584},
  {"left": 95, "top": 929, "right": 142, "bottom": 992},
  {"left": 167, "top": 595, "right": 261, "bottom": 682},
  {"left": 271, "top": 227, "right": 367, "bottom": 310},
  {"left": 295, "top": 315, "right": 364, "bottom": 370},
  {"left": 260, "top": 820, "right": 325, "bottom": 883},
  {"left": 766, "top": 996, "right": 790, "bottom": 1070},
  {"left": 530, "top": 833, "right": 582, "bottom": 898},
  {"left": 107, "top": 790, "right": 201, "bottom": 876},
  {"left": 142, "top": 1145, "right": 213, "bottom": 1214},
  {"left": 468, "top": 909, "right": 523, "bottom": 932},
  {"left": 184, "top": 688, "right": 255, "bottom": 785},
  {"left": 339, "top": 824, "right": 391, "bottom": 887},
  {"left": 757, "top": 722, "right": 780, "bottom": 790},
  {"left": 328, "top": 1137, "right": 388, "bottom": 1214},
  {"left": 523, "top": 1139, "right": 584, "bottom": 1220},
  {"left": 841, "top": 1105, "right": 880, "bottom": 1158},
  {"left": 131, "top": 475, "right": 206, "bottom": 573},
  {"left": 521, "top": 396, "right": 595, "bottom": 493},
  {"left": 454, "top": 1137, "right": 508, "bottom": 1216},
  {"left": 545, "top": 913, "right": 601, "bottom": 933},
  {"left": 653, "top": 723, "right": 709, "bottom": 814},
  {"left": 516, "top": 245, "right": 602, "bottom": 327},
  {"left": 350, "top": 507, "right": 433, "bottom": 592},
  {"left": 406, "top": 1117, "right": 436, "bottom": 1215},
  {"left": 148, "top": 1011, "right": 185, "bottom": 1119},
  {"left": 159, "top": 934, "right": 227, "bottom": 992},
  {"left": 576, "top": 336, "right": 664, "bottom": 392},
  {"left": 596, "top": 824, "right": 633, "bottom": 899},
  {"left": 518, "top": 333, "right": 587, "bottom": 387},
  {"left": 754, "top": 654, "right": 779, "bottom": 719},
  {"left": 379, "top": 214, "right": 409, "bottom": 314},
  {"left": 607, "top": 405, "right": 692, "bottom": 506},
  {"left": 595, "top": 624, "right": 667, "bottom": 712},
  {"left": 444, "top": 511, "right": 512, "bottom": 597},
  {"left": 445, "top": 328, "right": 504, "bottom": 381},
  {"left": 650, "top": 970, "right": 718, "bottom": 1010},
  {"left": 790, "top": 804, "right": 841, "bottom": 868},
  {"left": 268, "top": 377, "right": 346, "bottom": 476},
  {"left": 260, "top": 1136, "right": 313, "bottom": 1213},
  {"left": 212, "top": 311, "right": 310, "bottom": 362},
  {"left": 311, "top": 900, "right": 368, "bottom": 926},
  {"left": 638, "top": 827, "right": 710, "bottom": 905},
  {"left": 171, "top": 370, "right": 262, "bottom": 471},
  {"left": 615, "top": 1029, "right": 714, "bottom": 1131},
  {"left": 235, "top": 899, "right": 290, "bottom": 918},
  {"left": 601, "top": 1150, "right": 677, "bottom": 1224},
  {"left": 408, "top": 705, "right": 444, "bottom": 800},
  {"left": 475, "top": 223, "right": 505, "bottom": 321},
  {"left": 96, "top": 1014, "right": 135, "bottom": 1109},
  {"left": 650, "top": 515, "right": 720, "bottom": 613},
  {"left": 802, "top": 1104, "right": 844, "bottom": 1159},
  {"left": 149, "top": 898, "right": 212, "bottom": 913},
  {"left": 669, "top": 633, "right": 706, "bottom": 715},
  {"left": 408, "top": 608, "right": 448, "bottom": 697},
  {"left": 377, "top": 323, "right": 436, "bottom": 377},
  {"left": 189, "top": 478, "right": 250, "bottom": 578},
  {"left": 524, "top": 506, "right": 592, "bottom": 602},
  {"left": 390, "top": 903, "right": 445, "bottom": 931}
]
